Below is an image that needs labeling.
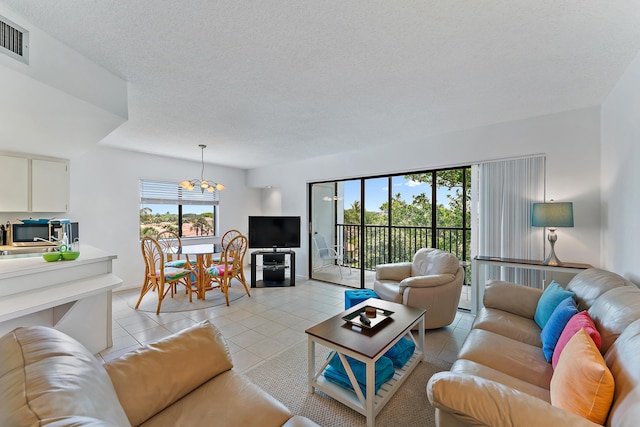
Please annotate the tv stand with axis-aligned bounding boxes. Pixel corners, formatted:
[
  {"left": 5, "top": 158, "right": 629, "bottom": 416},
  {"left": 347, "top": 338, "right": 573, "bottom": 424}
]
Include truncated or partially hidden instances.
[{"left": 251, "top": 250, "right": 295, "bottom": 288}]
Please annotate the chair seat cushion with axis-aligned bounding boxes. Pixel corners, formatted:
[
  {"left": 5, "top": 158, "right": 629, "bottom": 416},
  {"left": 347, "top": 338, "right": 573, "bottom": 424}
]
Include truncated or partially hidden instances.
[
  {"left": 165, "top": 259, "right": 195, "bottom": 268},
  {"left": 205, "top": 265, "right": 234, "bottom": 277},
  {"left": 373, "top": 280, "right": 402, "bottom": 303},
  {"left": 159, "top": 267, "right": 190, "bottom": 280}
]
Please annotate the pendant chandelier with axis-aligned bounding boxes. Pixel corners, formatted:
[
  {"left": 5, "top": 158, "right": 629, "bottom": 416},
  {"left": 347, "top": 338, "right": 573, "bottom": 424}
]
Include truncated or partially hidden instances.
[{"left": 179, "top": 144, "right": 225, "bottom": 193}]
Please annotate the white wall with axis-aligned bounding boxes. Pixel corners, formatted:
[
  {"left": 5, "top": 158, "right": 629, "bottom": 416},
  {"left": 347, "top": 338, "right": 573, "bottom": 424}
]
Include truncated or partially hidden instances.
[
  {"left": 0, "top": 5, "right": 127, "bottom": 118},
  {"left": 68, "top": 146, "right": 261, "bottom": 290},
  {"left": 0, "top": 6, "right": 127, "bottom": 161},
  {"left": 601, "top": 50, "right": 640, "bottom": 284},
  {"left": 249, "top": 107, "right": 602, "bottom": 278}
]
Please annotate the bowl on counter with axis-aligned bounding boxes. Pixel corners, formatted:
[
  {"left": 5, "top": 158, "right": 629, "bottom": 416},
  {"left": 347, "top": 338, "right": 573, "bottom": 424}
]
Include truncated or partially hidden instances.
[
  {"left": 42, "top": 252, "right": 62, "bottom": 262},
  {"left": 61, "top": 251, "right": 80, "bottom": 261}
]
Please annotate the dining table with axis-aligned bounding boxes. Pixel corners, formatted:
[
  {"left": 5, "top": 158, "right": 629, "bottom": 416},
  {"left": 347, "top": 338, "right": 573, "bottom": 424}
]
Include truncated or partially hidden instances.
[{"left": 177, "top": 243, "right": 223, "bottom": 299}]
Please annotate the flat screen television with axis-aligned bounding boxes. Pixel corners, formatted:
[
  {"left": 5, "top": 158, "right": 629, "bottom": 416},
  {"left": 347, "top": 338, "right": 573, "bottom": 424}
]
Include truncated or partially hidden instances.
[{"left": 248, "top": 216, "right": 301, "bottom": 250}]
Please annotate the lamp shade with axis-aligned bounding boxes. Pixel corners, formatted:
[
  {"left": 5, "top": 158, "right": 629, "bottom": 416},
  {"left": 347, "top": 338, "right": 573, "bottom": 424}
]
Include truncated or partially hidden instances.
[{"left": 532, "top": 202, "right": 574, "bottom": 228}]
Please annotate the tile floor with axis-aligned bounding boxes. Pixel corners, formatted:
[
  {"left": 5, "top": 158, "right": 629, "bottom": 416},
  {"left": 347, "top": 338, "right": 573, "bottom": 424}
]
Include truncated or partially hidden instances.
[{"left": 100, "top": 279, "right": 475, "bottom": 373}]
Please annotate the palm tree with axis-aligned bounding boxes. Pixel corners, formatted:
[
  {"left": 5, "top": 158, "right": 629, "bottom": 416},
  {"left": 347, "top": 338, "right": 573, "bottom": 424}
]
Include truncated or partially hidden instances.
[
  {"left": 192, "top": 216, "right": 212, "bottom": 236},
  {"left": 140, "top": 207, "right": 153, "bottom": 223}
]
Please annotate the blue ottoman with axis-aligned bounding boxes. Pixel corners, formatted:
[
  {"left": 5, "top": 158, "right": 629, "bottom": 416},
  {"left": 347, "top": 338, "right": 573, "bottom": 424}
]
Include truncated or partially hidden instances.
[{"left": 344, "top": 289, "right": 379, "bottom": 310}]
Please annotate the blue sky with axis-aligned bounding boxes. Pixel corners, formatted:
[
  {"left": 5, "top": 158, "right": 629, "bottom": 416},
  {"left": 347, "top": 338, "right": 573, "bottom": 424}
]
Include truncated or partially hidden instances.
[{"left": 343, "top": 177, "right": 455, "bottom": 212}]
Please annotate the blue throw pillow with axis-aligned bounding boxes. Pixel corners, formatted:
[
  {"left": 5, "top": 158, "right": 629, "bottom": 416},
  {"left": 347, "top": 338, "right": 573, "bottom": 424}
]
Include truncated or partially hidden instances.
[
  {"left": 540, "top": 296, "right": 578, "bottom": 362},
  {"left": 534, "top": 281, "right": 575, "bottom": 329}
]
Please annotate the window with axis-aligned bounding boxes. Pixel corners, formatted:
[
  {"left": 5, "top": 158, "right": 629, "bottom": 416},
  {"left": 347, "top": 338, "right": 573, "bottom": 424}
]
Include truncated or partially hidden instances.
[{"left": 139, "top": 179, "right": 219, "bottom": 239}]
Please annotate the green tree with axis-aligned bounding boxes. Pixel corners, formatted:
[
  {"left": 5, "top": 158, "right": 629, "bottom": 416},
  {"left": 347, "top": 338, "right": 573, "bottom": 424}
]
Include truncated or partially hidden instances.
[
  {"left": 140, "top": 226, "right": 157, "bottom": 238},
  {"left": 140, "top": 207, "right": 153, "bottom": 224},
  {"left": 191, "top": 215, "right": 212, "bottom": 236},
  {"left": 344, "top": 200, "right": 361, "bottom": 224}
]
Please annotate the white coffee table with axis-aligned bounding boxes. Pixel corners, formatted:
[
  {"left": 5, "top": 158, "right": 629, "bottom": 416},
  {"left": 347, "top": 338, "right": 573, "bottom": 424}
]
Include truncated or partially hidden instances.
[{"left": 305, "top": 298, "right": 425, "bottom": 427}]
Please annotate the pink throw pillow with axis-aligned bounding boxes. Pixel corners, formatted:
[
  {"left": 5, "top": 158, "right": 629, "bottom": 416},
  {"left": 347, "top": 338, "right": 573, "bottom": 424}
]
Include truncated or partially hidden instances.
[{"left": 552, "top": 311, "right": 601, "bottom": 369}]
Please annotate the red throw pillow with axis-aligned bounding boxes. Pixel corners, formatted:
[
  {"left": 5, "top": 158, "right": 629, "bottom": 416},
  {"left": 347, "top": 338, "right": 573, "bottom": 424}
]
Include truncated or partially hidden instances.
[{"left": 552, "top": 311, "right": 601, "bottom": 369}]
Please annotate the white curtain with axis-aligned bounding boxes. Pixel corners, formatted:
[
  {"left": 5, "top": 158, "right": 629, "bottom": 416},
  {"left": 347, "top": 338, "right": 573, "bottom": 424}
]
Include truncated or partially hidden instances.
[{"left": 478, "top": 156, "right": 545, "bottom": 288}]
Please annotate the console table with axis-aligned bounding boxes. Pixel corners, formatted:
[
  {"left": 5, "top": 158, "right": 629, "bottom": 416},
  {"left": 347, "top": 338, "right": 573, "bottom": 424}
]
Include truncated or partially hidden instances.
[
  {"left": 471, "top": 256, "right": 592, "bottom": 314},
  {"left": 250, "top": 250, "right": 295, "bottom": 287}
]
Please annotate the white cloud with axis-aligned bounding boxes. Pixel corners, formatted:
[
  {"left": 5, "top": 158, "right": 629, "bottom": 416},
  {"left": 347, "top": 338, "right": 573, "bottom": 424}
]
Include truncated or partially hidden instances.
[{"left": 406, "top": 180, "right": 423, "bottom": 187}]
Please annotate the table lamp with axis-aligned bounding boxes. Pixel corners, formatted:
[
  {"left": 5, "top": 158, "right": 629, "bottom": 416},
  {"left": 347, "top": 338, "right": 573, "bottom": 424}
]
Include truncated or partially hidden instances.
[{"left": 531, "top": 202, "right": 574, "bottom": 266}]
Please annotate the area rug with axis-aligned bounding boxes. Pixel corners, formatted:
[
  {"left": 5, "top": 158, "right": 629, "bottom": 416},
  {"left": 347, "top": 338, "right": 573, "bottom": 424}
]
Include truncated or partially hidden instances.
[
  {"left": 244, "top": 340, "right": 451, "bottom": 427},
  {"left": 128, "top": 284, "right": 247, "bottom": 312}
]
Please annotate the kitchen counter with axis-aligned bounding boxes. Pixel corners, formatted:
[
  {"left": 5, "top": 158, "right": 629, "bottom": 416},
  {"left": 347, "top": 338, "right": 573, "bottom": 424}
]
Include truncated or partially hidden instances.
[{"left": 0, "top": 244, "right": 122, "bottom": 353}]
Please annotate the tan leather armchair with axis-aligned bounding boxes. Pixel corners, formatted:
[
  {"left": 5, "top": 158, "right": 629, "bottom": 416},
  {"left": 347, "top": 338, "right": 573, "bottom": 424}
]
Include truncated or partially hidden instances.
[{"left": 374, "top": 248, "right": 464, "bottom": 329}]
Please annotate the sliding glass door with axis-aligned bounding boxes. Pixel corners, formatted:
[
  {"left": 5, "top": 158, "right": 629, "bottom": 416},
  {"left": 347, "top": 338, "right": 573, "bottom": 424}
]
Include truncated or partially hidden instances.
[
  {"left": 309, "top": 167, "right": 471, "bottom": 303},
  {"left": 310, "top": 180, "right": 362, "bottom": 287}
]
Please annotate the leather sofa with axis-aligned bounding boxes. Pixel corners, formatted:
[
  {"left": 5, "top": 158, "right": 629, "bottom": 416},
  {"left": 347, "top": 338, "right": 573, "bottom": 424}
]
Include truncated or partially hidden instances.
[
  {"left": 374, "top": 248, "right": 464, "bottom": 328},
  {"left": 427, "top": 268, "right": 640, "bottom": 426},
  {"left": 0, "top": 320, "right": 319, "bottom": 427}
]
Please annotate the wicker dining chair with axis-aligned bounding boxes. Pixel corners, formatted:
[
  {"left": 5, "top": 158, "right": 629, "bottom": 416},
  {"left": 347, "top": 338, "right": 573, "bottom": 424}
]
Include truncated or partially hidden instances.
[
  {"left": 210, "top": 229, "right": 242, "bottom": 264},
  {"left": 205, "top": 234, "right": 250, "bottom": 306},
  {"left": 156, "top": 230, "right": 196, "bottom": 269},
  {"left": 136, "top": 237, "right": 196, "bottom": 314},
  {"left": 156, "top": 230, "right": 197, "bottom": 294}
]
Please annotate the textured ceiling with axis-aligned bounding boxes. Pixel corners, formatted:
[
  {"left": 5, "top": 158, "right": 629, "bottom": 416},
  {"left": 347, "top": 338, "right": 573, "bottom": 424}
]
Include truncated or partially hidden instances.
[{"left": 3, "top": 1, "right": 640, "bottom": 169}]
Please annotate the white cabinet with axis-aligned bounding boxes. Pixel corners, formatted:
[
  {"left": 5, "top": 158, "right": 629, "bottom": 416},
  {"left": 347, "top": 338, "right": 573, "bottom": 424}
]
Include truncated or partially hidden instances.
[
  {"left": 0, "top": 155, "right": 29, "bottom": 212},
  {"left": 0, "top": 154, "right": 69, "bottom": 213},
  {"left": 31, "top": 159, "right": 69, "bottom": 212}
]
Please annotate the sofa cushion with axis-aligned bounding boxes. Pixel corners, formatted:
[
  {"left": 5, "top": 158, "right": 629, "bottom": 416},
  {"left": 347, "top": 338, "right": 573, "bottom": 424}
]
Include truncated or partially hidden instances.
[
  {"left": 552, "top": 311, "right": 601, "bottom": 369},
  {"left": 141, "top": 370, "right": 291, "bottom": 427},
  {"left": 105, "top": 320, "right": 233, "bottom": 426},
  {"left": 450, "top": 359, "right": 550, "bottom": 402},
  {"left": 457, "top": 329, "right": 553, "bottom": 389},
  {"left": 473, "top": 307, "right": 542, "bottom": 347},
  {"left": 0, "top": 326, "right": 131, "bottom": 427},
  {"left": 604, "top": 319, "right": 640, "bottom": 426},
  {"left": 540, "top": 296, "right": 579, "bottom": 362},
  {"left": 483, "top": 280, "right": 542, "bottom": 319},
  {"left": 411, "top": 248, "right": 459, "bottom": 276},
  {"left": 139, "top": 370, "right": 293, "bottom": 427},
  {"left": 566, "top": 268, "right": 633, "bottom": 311},
  {"left": 550, "top": 328, "right": 614, "bottom": 425},
  {"left": 534, "top": 281, "right": 575, "bottom": 329},
  {"left": 588, "top": 285, "right": 640, "bottom": 354}
]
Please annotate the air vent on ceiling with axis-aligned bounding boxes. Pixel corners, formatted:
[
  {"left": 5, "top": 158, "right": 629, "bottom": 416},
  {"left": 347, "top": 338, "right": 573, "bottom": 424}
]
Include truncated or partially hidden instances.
[{"left": 0, "top": 15, "right": 29, "bottom": 64}]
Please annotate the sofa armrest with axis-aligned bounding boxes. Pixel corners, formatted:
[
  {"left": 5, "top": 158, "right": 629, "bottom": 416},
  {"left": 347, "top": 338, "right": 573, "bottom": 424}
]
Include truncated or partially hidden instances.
[
  {"left": 483, "top": 280, "right": 542, "bottom": 319},
  {"left": 105, "top": 320, "right": 232, "bottom": 427},
  {"left": 375, "top": 262, "right": 412, "bottom": 281},
  {"left": 427, "top": 372, "right": 600, "bottom": 427}
]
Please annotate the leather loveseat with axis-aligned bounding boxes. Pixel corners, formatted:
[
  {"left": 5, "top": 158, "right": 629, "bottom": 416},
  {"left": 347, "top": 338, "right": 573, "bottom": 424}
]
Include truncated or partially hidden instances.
[
  {"left": 0, "top": 320, "right": 319, "bottom": 427},
  {"left": 427, "top": 268, "right": 640, "bottom": 426}
]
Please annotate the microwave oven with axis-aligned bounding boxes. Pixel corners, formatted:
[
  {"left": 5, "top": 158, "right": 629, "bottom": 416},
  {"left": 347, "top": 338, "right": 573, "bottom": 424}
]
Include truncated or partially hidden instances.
[{"left": 11, "top": 223, "right": 56, "bottom": 246}]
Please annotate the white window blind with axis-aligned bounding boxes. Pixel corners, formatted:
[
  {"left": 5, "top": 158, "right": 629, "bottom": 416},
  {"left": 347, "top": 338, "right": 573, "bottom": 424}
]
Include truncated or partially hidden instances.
[{"left": 140, "top": 180, "right": 219, "bottom": 206}]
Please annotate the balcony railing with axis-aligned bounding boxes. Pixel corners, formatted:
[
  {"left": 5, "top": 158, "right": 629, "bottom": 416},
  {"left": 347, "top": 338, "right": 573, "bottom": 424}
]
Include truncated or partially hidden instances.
[{"left": 338, "top": 224, "right": 470, "bottom": 272}]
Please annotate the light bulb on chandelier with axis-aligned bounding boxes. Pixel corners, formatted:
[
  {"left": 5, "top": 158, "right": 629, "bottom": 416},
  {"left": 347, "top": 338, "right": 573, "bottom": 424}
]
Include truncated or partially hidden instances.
[{"left": 179, "top": 144, "right": 225, "bottom": 193}]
